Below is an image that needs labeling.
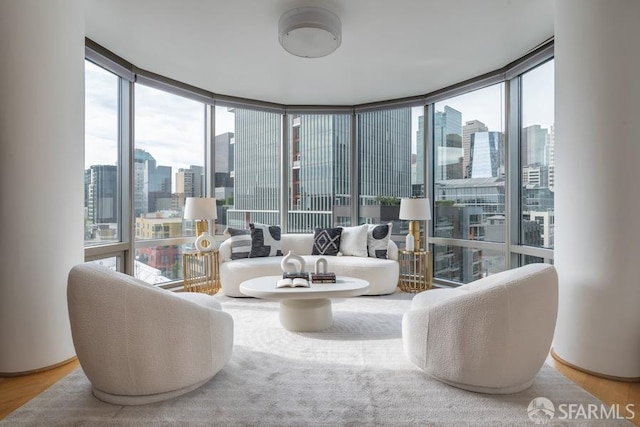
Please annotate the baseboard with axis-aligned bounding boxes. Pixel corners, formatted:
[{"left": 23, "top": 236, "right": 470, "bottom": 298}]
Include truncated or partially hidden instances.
[
  {"left": 550, "top": 348, "right": 640, "bottom": 382},
  {"left": 0, "top": 356, "right": 78, "bottom": 378}
]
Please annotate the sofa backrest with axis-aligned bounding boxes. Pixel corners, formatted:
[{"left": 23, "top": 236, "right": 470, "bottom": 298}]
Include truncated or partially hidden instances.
[{"left": 219, "top": 232, "right": 399, "bottom": 261}]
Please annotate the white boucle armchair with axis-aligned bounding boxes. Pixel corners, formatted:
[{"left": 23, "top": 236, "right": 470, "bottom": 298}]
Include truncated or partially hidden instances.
[
  {"left": 402, "top": 263, "right": 558, "bottom": 394},
  {"left": 67, "top": 263, "right": 233, "bottom": 405}
]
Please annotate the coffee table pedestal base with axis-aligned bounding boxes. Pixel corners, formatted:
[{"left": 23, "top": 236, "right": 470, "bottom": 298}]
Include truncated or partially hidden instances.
[{"left": 279, "top": 298, "right": 332, "bottom": 332}]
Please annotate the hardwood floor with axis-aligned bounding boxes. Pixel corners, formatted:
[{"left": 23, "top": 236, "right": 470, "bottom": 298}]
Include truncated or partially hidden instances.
[
  {"left": 0, "top": 358, "right": 80, "bottom": 420},
  {"left": 0, "top": 357, "right": 638, "bottom": 424}
]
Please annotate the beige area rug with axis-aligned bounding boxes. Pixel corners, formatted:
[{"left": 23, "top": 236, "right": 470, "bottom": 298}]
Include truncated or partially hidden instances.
[{"left": 2, "top": 292, "right": 633, "bottom": 426}]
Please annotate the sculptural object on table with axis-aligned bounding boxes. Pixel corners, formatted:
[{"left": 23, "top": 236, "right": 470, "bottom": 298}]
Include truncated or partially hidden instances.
[{"left": 281, "top": 250, "right": 306, "bottom": 274}]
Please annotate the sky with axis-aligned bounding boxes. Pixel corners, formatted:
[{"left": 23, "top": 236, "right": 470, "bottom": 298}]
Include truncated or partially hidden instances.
[{"left": 85, "top": 58, "right": 554, "bottom": 174}]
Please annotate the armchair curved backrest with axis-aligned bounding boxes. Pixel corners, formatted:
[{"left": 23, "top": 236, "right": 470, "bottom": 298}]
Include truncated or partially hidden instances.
[
  {"left": 67, "top": 263, "right": 233, "bottom": 405},
  {"left": 402, "top": 263, "right": 558, "bottom": 394}
]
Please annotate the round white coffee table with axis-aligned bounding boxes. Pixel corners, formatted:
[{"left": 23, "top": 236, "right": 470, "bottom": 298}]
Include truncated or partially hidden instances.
[{"left": 239, "top": 276, "right": 370, "bottom": 332}]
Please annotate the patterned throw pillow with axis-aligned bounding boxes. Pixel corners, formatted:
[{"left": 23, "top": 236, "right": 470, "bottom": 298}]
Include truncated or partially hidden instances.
[
  {"left": 312, "top": 227, "right": 342, "bottom": 256},
  {"left": 224, "top": 227, "right": 252, "bottom": 260},
  {"left": 249, "top": 223, "right": 283, "bottom": 258},
  {"left": 367, "top": 223, "right": 392, "bottom": 259}
]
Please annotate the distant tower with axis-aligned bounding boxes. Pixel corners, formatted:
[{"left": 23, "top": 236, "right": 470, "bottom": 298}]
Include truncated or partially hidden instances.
[
  {"left": 462, "top": 120, "right": 488, "bottom": 178},
  {"left": 522, "top": 124, "right": 548, "bottom": 166},
  {"left": 469, "top": 131, "right": 505, "bottom": 178},
  {"left": 133, "top": 148, "right": 172, "bottom": 217},
  {"left": 434, "top": 106, "right": 463, "bottom": 181},
  {"left": 88, "top": 165, "right": 118, "bottom": 224}
]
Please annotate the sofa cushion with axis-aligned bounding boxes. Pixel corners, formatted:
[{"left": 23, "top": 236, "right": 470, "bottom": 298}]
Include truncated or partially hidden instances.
[
  {"left": 312, "top": 227, "right": 342, "bottom": 256},
  {"left": 339, "top": 224, "right": 369, "bottom": 257},
  {"left": 224, "top": 227, "right": 251, "bottom": 260},
  {"left": 367, "top": 223, "right": 392, "bottom": 259},
  {"left": 249, "top": 223, "right": 283, "bottom": 258}
]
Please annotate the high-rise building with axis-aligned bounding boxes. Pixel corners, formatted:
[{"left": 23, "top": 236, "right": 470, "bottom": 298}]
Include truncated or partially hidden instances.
[
  {"left": 434, "top": 106, "right": 463, "bottom": 181},
  {"left": 547, "top": 124, "right": 555, "bottom": 192},
  {"left": 228, "top": 109, "right": 281, "bottom": 228},
  {"left": 175, "top": 166, "right": 203, "bottom": 198},
  {"left": 462, "top": 120, "right": 488, "bottom": 178},
  {"left": 469, "top": 131, "right": 505, "bottom": 178},
  {"left": 87, "top": 165, "right": 117, "bottom": 225},
  {"left": 358, "top": 109, "right": 412, "bottom": 204},
  {"left": 227, "top": 109, "right": 412, "bottom": 231},
  {"left": 522, "top": 124, "right": 548, "bottom": 166},
  {"left": 134, "top": 148, "right": 172, "bottom": 217}
]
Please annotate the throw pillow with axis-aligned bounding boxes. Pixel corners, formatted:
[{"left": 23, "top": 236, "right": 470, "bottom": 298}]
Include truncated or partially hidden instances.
[
  {"left": 367, "top": 223, "right": 393, "bottom": 259},
  {"left": 249, "top": 223, "right": 283, "bottom": 258},
  {"left": 312, "top": 227, "right": 342, "bottom": 256},
  {"left": 338, "top": 224, "right": 369, "bottom": 257},
  {"left": 224, "top": 227, "right": 252, "bottom": 260}
]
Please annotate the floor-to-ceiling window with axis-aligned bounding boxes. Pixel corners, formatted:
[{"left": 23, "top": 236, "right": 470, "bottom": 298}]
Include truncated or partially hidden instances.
[
  {"left": 213, "top": 105, "right": 235, "bottom": 235},
  {"left": 84, "top": 40, "right": 554, "bottom": 288},
  {"left": 520, "top": 59, "right": 555, "bottom": 252},
  {"left": 286, "top": 113, "right": 352, "bottom": 233},
  {"left": 432, "top": 83, "right": 506, "bottom": 284},
  {"left": 357, "top": 107, "right": 415, "bottom": 246},
  {"left": 84, "top": 61, "right": 119, "bottom": 247},
  {"left": 133, "top": 84, "right": 206, "bottom": 284},
  {"left": 84, "top": 59, "right": 128, "bottom": 270}
]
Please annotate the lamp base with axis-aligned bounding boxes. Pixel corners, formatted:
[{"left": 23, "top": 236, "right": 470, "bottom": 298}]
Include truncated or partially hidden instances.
[
  {"left": 195, "top": 220, "right": 208, "bottom": 237},
  {"left": 408, "top": 220, "right": 421, "bottom": 252}
]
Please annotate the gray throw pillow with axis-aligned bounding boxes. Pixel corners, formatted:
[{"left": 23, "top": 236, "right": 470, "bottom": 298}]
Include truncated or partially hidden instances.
[
  {"left": 249, "top": 223, "right": 283, "bottom": 258},
  {"left": 224, "top": 227, "right": 251, "bottom": 260},
  {"left": 312, "top": 227, "right": 342, "bottom": 256}
]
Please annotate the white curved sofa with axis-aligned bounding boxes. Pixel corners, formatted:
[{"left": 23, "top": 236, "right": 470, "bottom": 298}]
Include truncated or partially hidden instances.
[{"left": 218, "top": 233, "right": 399, "bottom": 297}]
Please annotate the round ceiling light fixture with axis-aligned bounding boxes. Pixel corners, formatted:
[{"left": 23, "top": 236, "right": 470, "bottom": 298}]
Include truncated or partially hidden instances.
[{"left": 278, "top": 7, "right": 342, "bottom": 58}]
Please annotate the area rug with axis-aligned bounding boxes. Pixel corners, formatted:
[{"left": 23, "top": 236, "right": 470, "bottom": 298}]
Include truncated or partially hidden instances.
[{"left": 2, "top": 292, "right": 633, "bottom": 426}]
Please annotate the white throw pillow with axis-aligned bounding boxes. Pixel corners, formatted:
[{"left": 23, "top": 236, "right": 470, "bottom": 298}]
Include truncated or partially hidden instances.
[{"left": 338, "top": 224, "right": 369, "bottom": 257}]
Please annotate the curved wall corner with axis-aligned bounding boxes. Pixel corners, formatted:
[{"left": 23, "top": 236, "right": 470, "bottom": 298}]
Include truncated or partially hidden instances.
[
  {"left": 553, "top": 0, "right": 640, "bottom": 379},
  {"left": 0, "top": 0, "right": 84, "bottom": 373}
]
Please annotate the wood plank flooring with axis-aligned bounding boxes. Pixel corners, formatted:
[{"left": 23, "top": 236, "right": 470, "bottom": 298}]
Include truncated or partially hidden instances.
[{"left": 1, "top": 357, "right": 638, "bottom": 425}]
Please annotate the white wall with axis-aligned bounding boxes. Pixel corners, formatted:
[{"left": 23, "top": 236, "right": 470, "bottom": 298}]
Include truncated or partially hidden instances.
[
  {"left": 0, "top": 0, "right": 84, "bottom": 373},
  {"left": 553, "top": 0, "right": 640, "bottom": 378}
]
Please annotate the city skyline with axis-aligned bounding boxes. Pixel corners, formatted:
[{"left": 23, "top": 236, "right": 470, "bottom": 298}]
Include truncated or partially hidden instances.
[{"left": 85, "top": 60, "right": 554, "bottom": 174}]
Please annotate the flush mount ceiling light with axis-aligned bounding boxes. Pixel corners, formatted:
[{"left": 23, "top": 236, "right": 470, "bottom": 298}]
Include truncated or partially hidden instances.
[{"left": 278, "top": 7, "right": 342, "bottom": 58}]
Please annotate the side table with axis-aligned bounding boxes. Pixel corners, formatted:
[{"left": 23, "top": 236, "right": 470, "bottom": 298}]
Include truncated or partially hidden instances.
[
  {"left": 398, "top": 250, "right": 432, "bottom": 293},
  {"left": 182, "top": 250, "right": 220, "bottom": 295}
]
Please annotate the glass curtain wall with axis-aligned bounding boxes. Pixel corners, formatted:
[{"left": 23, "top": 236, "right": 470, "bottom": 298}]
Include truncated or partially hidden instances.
[
  {"left": 357, "top": 107, "right": 414, "bottom": 246},
  {"left": 222, "top": 107, "right": 282, "bottom": 229},
  {"left": 133, "top": 84, "right": 206, "bottom": 284},
  {"left": 432, "top": 83, "right": 506, "bottom": 284},
  {"left": 287, "top": 113, "right": 352, "bottom": 232}
]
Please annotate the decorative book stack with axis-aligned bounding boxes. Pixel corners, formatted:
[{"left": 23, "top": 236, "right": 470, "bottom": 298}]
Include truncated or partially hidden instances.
[
  {"left": 310, "top": 272, "right": 336, "bottom": 283},
  {"left": 283, "top": 272, "right": 310, "bottom": 280}
]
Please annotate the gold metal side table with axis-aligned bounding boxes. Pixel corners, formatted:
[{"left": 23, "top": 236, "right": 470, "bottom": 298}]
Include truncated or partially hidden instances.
[
  {"left": 182, "top": 250, "right": 220, "bottom": 295},
  {"left": 398, "top": 250, "right": 432, "bottom": 293}
]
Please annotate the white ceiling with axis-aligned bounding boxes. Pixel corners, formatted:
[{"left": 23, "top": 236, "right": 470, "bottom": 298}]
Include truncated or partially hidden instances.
[{"left": 84, "top": 0, "right": 555, "bottom": 106}]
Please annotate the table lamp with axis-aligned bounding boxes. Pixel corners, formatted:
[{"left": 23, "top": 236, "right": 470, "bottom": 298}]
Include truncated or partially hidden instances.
[
  {"left": 184, "top": 197, "right": 217, "bottom": 252},
  {"left": 399, "top": 198, "right": 431, "bottom": 252}
]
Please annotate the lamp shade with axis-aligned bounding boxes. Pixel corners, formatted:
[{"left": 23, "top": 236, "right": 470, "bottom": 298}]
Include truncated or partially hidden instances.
[
  {"left": 399, "top": 198, "right": 431, "bottom": 221},
  {"left": 183, "top": 197, "right": 217, "bottom": 220}
]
